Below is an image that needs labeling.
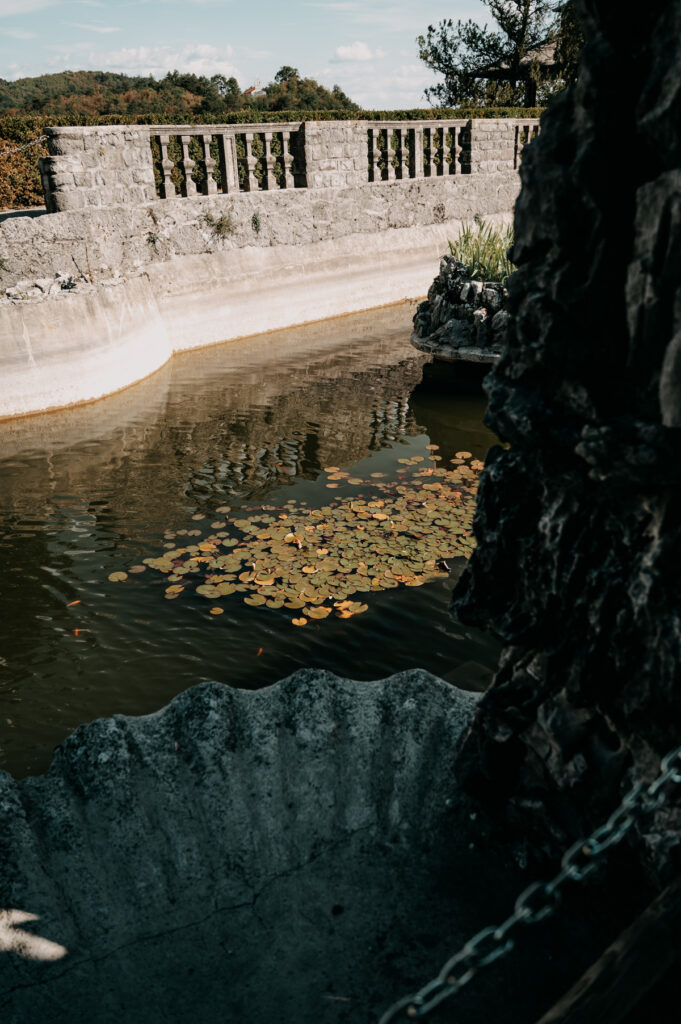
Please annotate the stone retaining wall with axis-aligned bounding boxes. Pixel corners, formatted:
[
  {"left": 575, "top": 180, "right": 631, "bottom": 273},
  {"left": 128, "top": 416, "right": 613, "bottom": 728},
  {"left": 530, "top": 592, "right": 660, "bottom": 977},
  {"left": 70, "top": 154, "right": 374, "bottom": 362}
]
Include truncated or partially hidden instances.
[
  {"left": 0, "top": 173, "right": 520, "bottom": 291},
  {"left": 38, "top": 118, "right": 539, "bottom": 212},
  {"left": 40, "top": 126, "right": 156, "bottom": 212}
]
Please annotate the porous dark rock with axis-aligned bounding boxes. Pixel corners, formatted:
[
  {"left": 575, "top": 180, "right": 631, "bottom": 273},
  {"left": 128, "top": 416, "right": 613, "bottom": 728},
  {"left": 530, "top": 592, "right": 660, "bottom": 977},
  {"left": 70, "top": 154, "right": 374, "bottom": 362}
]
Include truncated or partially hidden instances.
[{"left": 452, "top": 0, "right": 681, "bottom": 881}]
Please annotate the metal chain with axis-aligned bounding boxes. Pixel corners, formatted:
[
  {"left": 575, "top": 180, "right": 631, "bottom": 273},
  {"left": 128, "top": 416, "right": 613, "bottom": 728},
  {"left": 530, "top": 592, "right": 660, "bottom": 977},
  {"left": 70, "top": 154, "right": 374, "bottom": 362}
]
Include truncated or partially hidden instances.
[
  {"left": 378, "top": 743, "right": 681, "bottom": 1023},
  {"left": 0, "top": 135, "right": 48, "bottom": 157}
]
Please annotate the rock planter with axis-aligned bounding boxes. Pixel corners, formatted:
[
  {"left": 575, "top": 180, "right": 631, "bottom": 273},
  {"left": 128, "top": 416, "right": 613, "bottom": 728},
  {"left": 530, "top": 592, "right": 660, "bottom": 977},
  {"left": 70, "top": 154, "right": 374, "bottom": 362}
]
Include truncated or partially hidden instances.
[{"left": 411, "top": 256, "right": 511, "bottom": 364}]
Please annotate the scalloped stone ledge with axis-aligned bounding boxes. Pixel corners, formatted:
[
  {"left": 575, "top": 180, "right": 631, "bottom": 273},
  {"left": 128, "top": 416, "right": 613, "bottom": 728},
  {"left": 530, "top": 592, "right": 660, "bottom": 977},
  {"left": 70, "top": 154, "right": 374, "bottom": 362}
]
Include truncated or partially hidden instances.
[{"left": 0, "top": 669, "right": 485, "bottom": 1023}]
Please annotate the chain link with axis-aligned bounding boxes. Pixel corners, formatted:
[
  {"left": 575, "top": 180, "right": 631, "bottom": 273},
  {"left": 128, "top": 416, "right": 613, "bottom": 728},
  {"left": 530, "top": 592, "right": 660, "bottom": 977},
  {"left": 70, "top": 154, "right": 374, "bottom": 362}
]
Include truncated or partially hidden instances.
[
  {"left": 378, "top": 743, "right": 681, "bottom": 1023},
  {"left": 0, "top": 135, "right": 48, "bottom": 157}
]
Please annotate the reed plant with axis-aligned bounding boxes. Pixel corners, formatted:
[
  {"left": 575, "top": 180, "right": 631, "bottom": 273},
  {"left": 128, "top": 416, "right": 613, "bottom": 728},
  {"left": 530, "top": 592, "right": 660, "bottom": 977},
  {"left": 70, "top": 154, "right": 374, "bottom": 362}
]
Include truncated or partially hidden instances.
[{"left": 449, "top": 214, "right": 515, "bottom": 282}]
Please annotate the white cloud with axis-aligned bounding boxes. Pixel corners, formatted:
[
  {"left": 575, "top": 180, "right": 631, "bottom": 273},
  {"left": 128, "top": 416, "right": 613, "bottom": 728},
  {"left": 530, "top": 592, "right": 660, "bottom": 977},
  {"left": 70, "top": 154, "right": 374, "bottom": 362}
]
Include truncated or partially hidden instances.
[
  {"left": 4, "top": 27, "right": 36, "bottom": 37},
  {"left": 318, "top": 58, "right": 438, "bottom": 109},
  {"left": 334, "top": 41, "right": 385, "bottom": 62},
  {"left": 51, "top": 42, "right": 243, "bottom": 80},
  {"left": 0, "top": 0, "right": 55, "bottom": 13},
  {"left": 71, "top": 22, "right": 120, "bottom": 33}
]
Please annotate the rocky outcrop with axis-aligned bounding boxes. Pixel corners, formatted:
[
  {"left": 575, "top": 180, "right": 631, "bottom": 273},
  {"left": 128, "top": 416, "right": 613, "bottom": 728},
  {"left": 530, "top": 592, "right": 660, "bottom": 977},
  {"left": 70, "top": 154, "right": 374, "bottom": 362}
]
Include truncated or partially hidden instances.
[
  {"left": 452, "top": 1, "right": 681, "bottom": 880},
  {"left": 411, "top": 255, "right": 510, "bottom": 363}
]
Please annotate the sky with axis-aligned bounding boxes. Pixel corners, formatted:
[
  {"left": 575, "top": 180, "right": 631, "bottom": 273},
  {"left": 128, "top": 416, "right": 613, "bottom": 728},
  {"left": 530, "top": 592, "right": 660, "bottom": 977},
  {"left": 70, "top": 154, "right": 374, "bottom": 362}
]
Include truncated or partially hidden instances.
[{"left": 0, "top": 0, "right": 488, "bottom": 109}]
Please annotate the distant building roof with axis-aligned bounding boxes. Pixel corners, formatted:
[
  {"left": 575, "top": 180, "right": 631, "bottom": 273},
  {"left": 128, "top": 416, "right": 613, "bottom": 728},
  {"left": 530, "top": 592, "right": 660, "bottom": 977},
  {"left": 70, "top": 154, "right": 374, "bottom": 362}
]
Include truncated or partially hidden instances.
[
  {"left": 472, "top": 40, "right": 557, "bottom": 80},
  {"left": 244, "top": 76, "right": 266, "bottom": 99}
]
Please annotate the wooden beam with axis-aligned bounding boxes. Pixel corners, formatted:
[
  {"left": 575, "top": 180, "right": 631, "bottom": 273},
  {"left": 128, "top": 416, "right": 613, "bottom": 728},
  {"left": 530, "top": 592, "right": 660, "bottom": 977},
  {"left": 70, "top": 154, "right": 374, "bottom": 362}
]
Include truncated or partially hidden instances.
[{"left": 535, "top": 875, "right": 681, "bottom": 1024}]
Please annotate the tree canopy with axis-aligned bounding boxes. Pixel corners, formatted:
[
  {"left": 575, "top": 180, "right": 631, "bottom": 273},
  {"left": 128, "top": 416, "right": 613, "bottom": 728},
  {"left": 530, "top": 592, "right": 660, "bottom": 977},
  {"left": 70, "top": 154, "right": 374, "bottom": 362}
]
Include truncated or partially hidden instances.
[
  {"left": 417, "top": 0, "right": 583, "bottom": 107},
  {"left": 0, "top": 66, "right": 358, "bottom": 120}
]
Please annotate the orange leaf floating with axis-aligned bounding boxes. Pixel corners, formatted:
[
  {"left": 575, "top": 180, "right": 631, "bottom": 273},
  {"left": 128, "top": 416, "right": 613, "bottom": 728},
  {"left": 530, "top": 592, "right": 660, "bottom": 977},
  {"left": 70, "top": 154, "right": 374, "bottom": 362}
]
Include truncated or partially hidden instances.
[
  {"left": 292, "top": 617, "right": 307, "bottom": 626},
  {"left": 316, "top": 547, "right": 329, "bottom": 555},
  {"left": 257, "top": 647, "right": 264, "bottom": 656},
  {"left": 67, "top": 600, "right": 81, "bottom": 607},
  {"left": 302, "top": 565, "right": 318, "bottom": 574}
]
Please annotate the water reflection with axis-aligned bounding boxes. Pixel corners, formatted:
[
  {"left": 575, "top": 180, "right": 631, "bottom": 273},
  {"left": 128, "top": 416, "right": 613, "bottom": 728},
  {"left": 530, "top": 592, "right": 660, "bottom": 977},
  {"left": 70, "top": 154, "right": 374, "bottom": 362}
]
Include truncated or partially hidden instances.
[{"left": 0, "top": 304, "right": 499, "bottom": 778}]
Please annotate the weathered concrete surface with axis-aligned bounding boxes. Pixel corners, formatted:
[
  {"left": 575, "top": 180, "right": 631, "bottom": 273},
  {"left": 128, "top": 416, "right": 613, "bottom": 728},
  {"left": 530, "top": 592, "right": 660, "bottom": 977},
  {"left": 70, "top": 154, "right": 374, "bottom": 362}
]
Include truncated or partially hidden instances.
[
  {"left": 0, "top": 217, "right": 512, "bottom": 419},
  {"left": 0, "top": 670, "right": 484, "bottom": 1023},
  {"left": 0, "top": 670, "right": 622, "bottom": 1023},
  {"left": 452, "top": 0, "right": 681, "bottom": 881},
  {"left": 0, "top": 175, "right": 520, "bottom": 291}
]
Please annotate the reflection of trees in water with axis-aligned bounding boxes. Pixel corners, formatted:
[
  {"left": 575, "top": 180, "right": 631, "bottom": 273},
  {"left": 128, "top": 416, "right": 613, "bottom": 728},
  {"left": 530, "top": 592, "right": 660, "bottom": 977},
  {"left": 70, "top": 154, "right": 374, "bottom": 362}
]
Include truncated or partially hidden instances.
[
  {"left": 181, "top": 360, "right": 420, "bottom": 503},
  {"left": 0, "top": 319, "right": 425, "bottom": 532}
]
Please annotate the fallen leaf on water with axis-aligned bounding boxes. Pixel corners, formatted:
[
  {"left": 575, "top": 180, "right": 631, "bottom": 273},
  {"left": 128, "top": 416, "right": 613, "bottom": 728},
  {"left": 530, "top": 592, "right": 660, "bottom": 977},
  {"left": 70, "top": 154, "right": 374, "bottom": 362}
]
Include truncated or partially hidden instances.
[
  {"left": 257, "top": 647, "right": 263, "bottom": 656},
  {"left": 67, "top": 600, "right": 81, "bottom": 607}
]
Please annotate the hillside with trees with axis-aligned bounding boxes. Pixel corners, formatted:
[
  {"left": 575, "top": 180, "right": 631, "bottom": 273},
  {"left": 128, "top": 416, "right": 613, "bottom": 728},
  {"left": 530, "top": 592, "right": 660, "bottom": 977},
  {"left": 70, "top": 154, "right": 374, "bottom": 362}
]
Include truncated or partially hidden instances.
[{"left": 0, "top": 67, "right": 358, "bottom": 121}]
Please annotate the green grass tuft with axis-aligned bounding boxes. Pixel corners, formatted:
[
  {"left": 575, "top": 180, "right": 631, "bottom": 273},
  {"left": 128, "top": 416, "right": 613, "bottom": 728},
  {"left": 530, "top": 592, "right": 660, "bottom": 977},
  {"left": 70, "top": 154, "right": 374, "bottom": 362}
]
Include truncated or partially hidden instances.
[{"left": 449, "top": 214, "right": 515, "bottom": 282}]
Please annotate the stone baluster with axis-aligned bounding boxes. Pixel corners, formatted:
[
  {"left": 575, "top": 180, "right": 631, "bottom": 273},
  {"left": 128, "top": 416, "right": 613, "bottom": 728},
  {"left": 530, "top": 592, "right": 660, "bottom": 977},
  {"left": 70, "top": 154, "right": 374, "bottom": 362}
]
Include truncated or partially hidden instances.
[
  {"left": 410, "top": 126, "right": 424, "bottom": 179},
  {"left": 395, "top": 126, "right": 406, "bottom": 179},
  {"left": 262, "top": 131, "right": 275, "bottom": 190},
  {"left": 367, "top": 127, "right": 381, "bottom": 182},
  {"left": 281, "top": 130, "right": 295, "bottom": 188},
  {"left": 217, "top": 133, "right": 239, "bottom": 193},
  {"left": 201, "top": 134, "right": 217, "bottom": 195},
  {"left": 447, "top": 124, "right": 458, "bottom": 175},
  {"left": 243, "top": 132, "right": 258, "bottom": 191},
  {"left": 156, "top": 134, "right": 176, "bottom": 199},
  {"left": 386, "top": 129, "right": 396, "bottom": 181},
  {"left": 424, "top": 127, "right": 436, "bottom": 177},
  {"left": 180, "top": 135, "right": 197, "bottom": 197}
]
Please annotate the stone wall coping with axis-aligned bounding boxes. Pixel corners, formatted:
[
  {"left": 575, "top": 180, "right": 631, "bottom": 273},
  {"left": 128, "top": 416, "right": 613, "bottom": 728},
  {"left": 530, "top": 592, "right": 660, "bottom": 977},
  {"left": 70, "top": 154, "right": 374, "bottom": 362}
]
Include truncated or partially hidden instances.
[{"left": 45, "top": 117, "right": 540, "bottom": 136}]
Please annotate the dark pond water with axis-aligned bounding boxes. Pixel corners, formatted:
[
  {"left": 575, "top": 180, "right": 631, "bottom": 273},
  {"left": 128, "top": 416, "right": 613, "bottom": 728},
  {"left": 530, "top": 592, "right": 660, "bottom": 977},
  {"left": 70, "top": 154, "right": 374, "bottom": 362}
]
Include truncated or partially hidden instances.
[{"left": 0, "top": 304, "right": 499, "bottom": 778}]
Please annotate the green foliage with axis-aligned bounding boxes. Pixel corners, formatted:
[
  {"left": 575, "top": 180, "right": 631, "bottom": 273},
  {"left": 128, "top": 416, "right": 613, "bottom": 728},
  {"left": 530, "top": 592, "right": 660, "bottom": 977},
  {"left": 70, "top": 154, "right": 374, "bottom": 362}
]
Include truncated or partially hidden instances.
[
  {"left": 448, "top": 215, "right": 515, "bottom": 281},
  {"left": 251, "top": 211, "right": 261, "bottom": 234},
  {"left": 203, "top": 212, "right": 236, "bottom": 239},
  {"left": 417, "top": 1, "right": 577, "bottom": 107},
  {"left": 553, "top": 1, "right": 584, "bottom": 84},
  {"left": 146, "top": 231, "right": 159, "bottom": 247}
]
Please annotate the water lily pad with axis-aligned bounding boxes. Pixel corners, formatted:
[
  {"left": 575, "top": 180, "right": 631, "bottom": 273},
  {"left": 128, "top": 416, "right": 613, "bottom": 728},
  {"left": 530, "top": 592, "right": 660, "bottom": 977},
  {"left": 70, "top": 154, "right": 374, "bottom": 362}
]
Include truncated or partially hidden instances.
[
  {"left": 209, "top": 607, "right": 224, "bottom": 616},
  {"left": 292, "top": 617, "right": 307, "bottom": 626},
  {"left": 244, "top": 594, "right": 266, "bottom": 607},
  {"left": 108, "top": 571, "right": 128, "bottom": 583},
  {"left": 129, "top": 565, "right": 146, "bottom": 574}
]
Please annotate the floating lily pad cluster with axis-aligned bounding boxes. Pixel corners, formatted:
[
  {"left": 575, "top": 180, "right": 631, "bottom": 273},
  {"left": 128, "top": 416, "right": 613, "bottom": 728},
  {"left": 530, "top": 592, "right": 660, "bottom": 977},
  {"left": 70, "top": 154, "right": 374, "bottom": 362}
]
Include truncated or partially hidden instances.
[{"left": 109, "top": 449, "right": 483, "bottom": 626}]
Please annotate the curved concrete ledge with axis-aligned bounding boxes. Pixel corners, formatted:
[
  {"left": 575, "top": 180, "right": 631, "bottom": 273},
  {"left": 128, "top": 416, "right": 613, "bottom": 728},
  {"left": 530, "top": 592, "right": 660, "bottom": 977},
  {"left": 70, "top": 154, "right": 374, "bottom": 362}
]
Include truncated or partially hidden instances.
[
  {"left": 0, "top": 669, "right": 481, "bottom": 1022},
  {"left": 1, "top": 220, "right": 488, "bottom": 419},
  {"left": 411, "top": 329, "right": 501, "bottom": 363}
]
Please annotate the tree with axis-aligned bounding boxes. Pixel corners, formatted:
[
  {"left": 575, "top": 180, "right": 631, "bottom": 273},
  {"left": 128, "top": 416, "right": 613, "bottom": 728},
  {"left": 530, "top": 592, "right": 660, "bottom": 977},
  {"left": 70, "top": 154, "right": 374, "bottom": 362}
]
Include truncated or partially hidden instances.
[
  {"left": 417, "top": 1, "right": 580, "bottom": 108},
  {"left": 273, "top": 66, "right": 300, "bottom": 85}
]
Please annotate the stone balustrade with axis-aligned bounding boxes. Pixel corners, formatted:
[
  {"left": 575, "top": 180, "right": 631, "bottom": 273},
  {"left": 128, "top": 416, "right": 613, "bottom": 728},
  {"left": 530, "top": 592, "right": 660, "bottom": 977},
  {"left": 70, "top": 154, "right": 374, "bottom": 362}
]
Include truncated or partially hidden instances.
[{"left": 39, "top": 117, "right": 540, "bottom": 212}]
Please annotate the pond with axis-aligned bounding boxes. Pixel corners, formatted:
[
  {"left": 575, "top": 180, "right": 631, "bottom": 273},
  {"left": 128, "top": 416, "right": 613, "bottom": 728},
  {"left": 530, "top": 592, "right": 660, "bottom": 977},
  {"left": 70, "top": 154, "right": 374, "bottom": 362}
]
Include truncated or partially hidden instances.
[{"left": 0, "top": 303, "right": 499, "bottom": 778}]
